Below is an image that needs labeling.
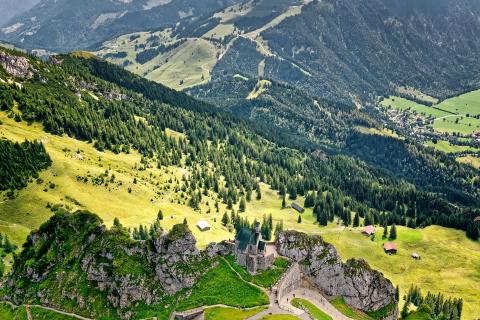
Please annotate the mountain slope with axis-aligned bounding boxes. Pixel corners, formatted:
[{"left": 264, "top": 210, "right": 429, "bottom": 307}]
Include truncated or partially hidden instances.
[
  {"left": 91, "top": 0, "right": 480, "bottom": 105},
  {"left": 0, "top": 0, "right": 241, "bottom": 52},
  {"left": 0, "top": 0, "right": 40, "bottom": 27}
]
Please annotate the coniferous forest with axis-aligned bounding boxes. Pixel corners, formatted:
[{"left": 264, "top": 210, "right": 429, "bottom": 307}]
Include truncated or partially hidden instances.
[
  {"left": 0, "top": 139, "right": 51, "bottom": 191},
  {"left": 0, "top": 47, "right": 478, "bottom": 241}
]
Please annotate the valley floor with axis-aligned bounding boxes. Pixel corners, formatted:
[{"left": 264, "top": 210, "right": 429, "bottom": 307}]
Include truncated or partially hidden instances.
[{"left": 0, "top": 112, "right": 479, "bottom": 318}]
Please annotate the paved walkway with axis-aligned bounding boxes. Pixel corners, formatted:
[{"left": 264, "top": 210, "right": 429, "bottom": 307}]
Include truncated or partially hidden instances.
[{"left": 281, "top": 289, "right": 353, "bottom": 320}]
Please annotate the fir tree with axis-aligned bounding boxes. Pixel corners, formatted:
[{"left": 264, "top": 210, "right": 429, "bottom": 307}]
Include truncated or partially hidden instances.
[
  {"left": 297, "top": 215, "right": 302, "bottom": 223},
  {"left": 157, "top": 210, "right": 164, "bottom": 221},
  {"left": 466, "top": 221, "right": 479, "bottom": 241},
  {"left": 222, "top": 212, "right": 229, "bottom": 226},
  {"left": 239, "top": 197, "right": 246, "bottom": 212},
  {"left": 353, "top": 212, "right": 360, "bottom": 227},
  {"left": 389, "top": 224, "right": 397, "bottom": 240}
]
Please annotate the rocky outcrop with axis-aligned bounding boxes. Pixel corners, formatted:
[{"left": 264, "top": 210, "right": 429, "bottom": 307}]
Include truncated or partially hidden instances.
[
  {"left": 276, "top": 231, "right": 398, "bottom": 320},
  {"left": 3, "top": 211, "right": 215, "bottom": 318},
  {"left": 0, "top": 50, "right": 34, "bottom": 78},
  {"left": 151, "top": 224, "right": 210, "bottom": 295}
]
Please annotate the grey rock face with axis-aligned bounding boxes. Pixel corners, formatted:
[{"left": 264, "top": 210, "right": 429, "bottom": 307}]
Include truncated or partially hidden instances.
[
  {"left": 276, "top": 231, "right": 398, "bottom": 320},
  {"left": 0, "top": 50, "right": 34, "bottom": 78}
]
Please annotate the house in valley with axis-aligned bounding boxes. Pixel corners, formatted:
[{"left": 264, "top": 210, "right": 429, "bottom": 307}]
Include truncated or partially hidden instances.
[
  {"left": 384, "top": 242, "right": 397, "bottom": 255},
  {"left": 362, "top": 225, "right": 376, "bottom": 236}
]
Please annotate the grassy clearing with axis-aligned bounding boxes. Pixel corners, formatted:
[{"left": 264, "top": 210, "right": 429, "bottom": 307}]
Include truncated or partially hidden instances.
[
  {"left": 330, "top": 298, "right": 372, "bottom": 320},
  {"left": 435, "top": 89, "right": 480, "bottom": 115},
  {"left": 404, "top": 311, "right": 432, "bottom": 320},
  {"left": 322, "top": 226, "right": 480, "bottom": 318},
  {"left": 457, "top": 155, "right": 480, "bottom": 168},
  {"left": 0, "top": 302, "right": 27, "bottom": 320},
  {"left": 176, "top": 258, "right": 269, "bottom": 311},
  {"left": 204, "top": 306, "right": 267, "bottom": 320},
  {"left": 424, "top": 140, "right": 479, "bottom": 153},
  {"left": 260, "top": 315, "right": 301, "bottom": 320},
  {"left": 381, "top": 96, "right": 449, "bottom": 118},
  {"left": 145, "top": 38, "right": 218, "bottom": 90},
  {"left": 291, "top": 298, "right": 332, "bottom": 320}
]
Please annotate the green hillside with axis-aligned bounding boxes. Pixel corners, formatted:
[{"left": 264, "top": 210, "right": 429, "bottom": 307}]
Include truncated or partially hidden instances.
[{"left": 0, "top": 47, "right": 479, "bottom": 319}]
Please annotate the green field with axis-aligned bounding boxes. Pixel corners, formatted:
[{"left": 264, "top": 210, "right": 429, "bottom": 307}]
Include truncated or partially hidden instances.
[
  {"left": 291, "top": 298, "right": 332, "bottom": 320},
  {"left": 330, "top": 298, "right": 372, "bottom": 320},
  {"left": 322, "top": 225, "right": 480, "bottom": 319},
  {"left": 381, "top": 89, "right": 480, "bottom": 135},
  {"left": 457, "top": 155, "right": 480, "bottom": 168},
  {"left": 97, "top": 31, "right": 219, "bottom": 90},
  {"left": 260, "top": 315, "right": 301, "bottom": 320},
  {"left": 0, "top": 303, "right": 27, "bottom": 320},
  {"left": 204, "top": 306, "right": 267, "bottom": 320},
  {"left": 176, "top": 258, "right": 269, "bottom": 311},
  {"left": 424, "top": 140, "right": 479, "bottom": 153}
]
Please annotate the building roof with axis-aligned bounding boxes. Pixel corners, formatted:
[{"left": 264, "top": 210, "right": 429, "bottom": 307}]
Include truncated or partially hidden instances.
[
  {"left": 412, "top": 252, "right": 420, "bottom": 258},
  {"left": 197, "top": 220, "right": 210, "bottom": 231},
  {"left": 474, "top": 216, "right": 480, "bottom": 222},
  {"left": 236, "top": 227, "right": 257, "bottom": 251},
  {"left": 384, "top": 242, "right": 397, "bottom": 251},
  {"left": 291, "top": 202, "right": 305, "bottom": 213},
  {"left": 363, "top": 225, "right": 376, "bottom": 235}
]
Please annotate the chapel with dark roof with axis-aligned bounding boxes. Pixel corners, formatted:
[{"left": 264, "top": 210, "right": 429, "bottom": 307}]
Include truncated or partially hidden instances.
[{"left": 234, "top": 222, "right": 274, "bottom": 274}]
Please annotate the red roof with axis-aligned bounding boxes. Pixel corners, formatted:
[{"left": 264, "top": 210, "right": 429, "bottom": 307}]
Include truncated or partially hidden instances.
[
  {"left": 363, "top": 225, "right": 376, "bottom": 235},
  {"left": 384, "top": 242, "right": 397, "bottom": 251}
]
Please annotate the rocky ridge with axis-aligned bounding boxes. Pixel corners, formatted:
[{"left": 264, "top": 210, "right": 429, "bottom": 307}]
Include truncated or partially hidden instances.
[{"left": 276, "top": 230, "right": 398, "bottom": 320}]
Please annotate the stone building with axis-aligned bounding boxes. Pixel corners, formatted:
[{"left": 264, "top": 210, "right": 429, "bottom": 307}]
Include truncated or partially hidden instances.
[{"left": 234, "top": 222, "right": 274, "bottom": 274}]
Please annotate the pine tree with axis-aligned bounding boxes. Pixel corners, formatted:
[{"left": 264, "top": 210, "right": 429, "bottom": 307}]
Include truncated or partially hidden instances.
[
  {"left": 157, "top": 210, "right": 164, "bottom": 221},
  {"left": 297, "top": 215, "right": 302, "bottom": 223},
  {"left": 353, "top": 212, "right": 360, "bottom": 227},
  {"left": 256, "top": 184, "right": 262, "bottom": 200},
  {"left": 222, "top": 212, "right": 230, "bottom": 226},
  {"left": 319, "top": 211, "right": 328, "bottom": 226},
  {"left": 383, "top": 224, "right": 388, "bottom": 239},
  {"left": 239, "top": 197, "right": 246, "bottom": 212},
  {"left": 282, "top": 195, "right": 286, "bottom": 209},
  {"left": 466, "top": 221, "right": 479, "bottom": 241},
  {"left": 113, "top": 217, "right": 122, "bottom": 228},
  {"left": 183, "top": 217, "right": 188, "bottom": 225},
  {"left": 389, "top": 223, "right": 397, "bottom": 240}
]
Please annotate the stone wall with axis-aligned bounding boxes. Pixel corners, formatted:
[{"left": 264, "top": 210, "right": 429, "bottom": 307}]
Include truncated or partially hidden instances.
[{"left": 276, "top": 262, "right": 301, "bottom": 302}]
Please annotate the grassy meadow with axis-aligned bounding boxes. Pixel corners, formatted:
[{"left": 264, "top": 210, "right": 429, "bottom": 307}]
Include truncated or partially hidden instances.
[
  {"left": 204, "top": 306, "right": 267, "bottom": 320},
  {"left": 381, "top": 89, "right": 480, "bottom": 135},
  {"left": 424, "top": 140, "right": 479, "bottom": 153},
  {"left": 1, "top": 112, "right": 480, "bottom": 318},
  {"left": 176, "top": 258, "right": 269, "bottom": 311},
  {"left": 291, "top": 298, "right": 332, "bottom": 320},
  {"left": 322, "top": 225, "right": 480, "bottom": 319}
]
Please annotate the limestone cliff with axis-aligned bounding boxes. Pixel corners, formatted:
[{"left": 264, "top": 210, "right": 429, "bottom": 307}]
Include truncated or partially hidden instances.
[
  {"left": 2, "top": 210, "right": 214, "bottom": 319},
  {"left": 276, "top": 230, "right": 398, "bottom": 320}
]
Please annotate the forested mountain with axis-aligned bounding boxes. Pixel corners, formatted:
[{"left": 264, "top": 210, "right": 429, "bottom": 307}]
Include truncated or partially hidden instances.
[
  {"left": 0, "top": 0, "right": 40, "bottom": 27},
  {"left": 3, "top": 0, "right": 480, "bottom": 105},
  {"left": 0, "top": 0, "right": 241, "bottom": 52},
  {"left": 0, "top": 47, "right": 478, "bottom": 239}
]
